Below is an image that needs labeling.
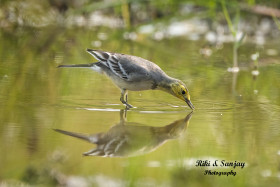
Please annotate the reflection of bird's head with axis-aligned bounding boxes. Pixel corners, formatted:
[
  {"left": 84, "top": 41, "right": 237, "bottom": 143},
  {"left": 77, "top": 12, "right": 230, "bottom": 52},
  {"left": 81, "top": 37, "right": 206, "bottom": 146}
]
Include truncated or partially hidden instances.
[{"left": 156, "top": 111, "right": 193, "bottom": 139}]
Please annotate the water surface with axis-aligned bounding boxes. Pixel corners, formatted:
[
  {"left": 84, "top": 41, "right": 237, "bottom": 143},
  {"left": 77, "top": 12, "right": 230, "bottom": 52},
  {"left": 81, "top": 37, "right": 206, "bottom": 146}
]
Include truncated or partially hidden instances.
[{"left": 0, "top": 27, "right": 280, "bottom": 186}]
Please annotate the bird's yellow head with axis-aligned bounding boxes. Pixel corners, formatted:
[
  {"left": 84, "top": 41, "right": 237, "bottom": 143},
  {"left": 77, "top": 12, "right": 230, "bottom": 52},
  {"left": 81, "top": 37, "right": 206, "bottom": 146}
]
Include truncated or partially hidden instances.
[{"left": 170, "top": 80, "right": 195, "bottom": 110}]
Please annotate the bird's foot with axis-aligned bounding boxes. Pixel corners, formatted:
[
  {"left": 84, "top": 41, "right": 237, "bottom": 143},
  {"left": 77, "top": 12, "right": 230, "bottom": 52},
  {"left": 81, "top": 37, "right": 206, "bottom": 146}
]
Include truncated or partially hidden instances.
[
  {"left": 120, "top": 89, "right": 134, "bottom": 109},
  {"left": 120, "top": 98, "right": 133, "bottom": 109},
  {"left": 124, "top": 102, "right": 133, "bottom": 109}
]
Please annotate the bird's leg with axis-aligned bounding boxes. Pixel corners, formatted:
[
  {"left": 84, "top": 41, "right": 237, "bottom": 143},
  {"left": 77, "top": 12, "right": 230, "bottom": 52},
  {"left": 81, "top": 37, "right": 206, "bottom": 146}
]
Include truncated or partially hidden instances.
[{"left": 120, "top": 89, "right": 133, "bottom": 109}]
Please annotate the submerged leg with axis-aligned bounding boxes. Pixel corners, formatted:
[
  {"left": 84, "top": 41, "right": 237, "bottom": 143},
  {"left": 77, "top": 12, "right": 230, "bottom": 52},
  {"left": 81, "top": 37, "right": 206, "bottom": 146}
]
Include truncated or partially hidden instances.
[
  {"left": 119, "top": 109, "right": 127, "bottom": 124},
  {"left": 120, "top": 89, "right": 133, "bottom": 109}
]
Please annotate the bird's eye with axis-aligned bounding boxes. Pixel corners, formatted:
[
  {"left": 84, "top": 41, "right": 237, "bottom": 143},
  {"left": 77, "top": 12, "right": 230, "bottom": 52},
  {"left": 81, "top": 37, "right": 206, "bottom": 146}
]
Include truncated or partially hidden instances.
[{"left": 182, "top": 90, "right": 186, "bottom": 94}]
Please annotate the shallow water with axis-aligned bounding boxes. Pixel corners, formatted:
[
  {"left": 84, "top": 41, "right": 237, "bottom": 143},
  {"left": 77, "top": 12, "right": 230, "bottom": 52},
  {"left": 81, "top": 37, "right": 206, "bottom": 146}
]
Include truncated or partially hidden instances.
[{"left": 0, "top": 27, "right": 280, "bottom": 186}]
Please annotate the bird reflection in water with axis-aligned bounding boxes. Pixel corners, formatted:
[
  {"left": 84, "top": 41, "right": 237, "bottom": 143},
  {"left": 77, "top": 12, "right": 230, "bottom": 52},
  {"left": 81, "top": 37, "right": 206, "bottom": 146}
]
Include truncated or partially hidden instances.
[{"left": 54, "top": 110, "right": 193, "bottom": 157}]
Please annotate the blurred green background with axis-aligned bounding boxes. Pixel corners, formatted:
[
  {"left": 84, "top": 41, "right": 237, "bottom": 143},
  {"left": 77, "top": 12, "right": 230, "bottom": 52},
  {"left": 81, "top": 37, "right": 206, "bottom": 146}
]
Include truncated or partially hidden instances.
[{"left": 0, "top": 0, "right": 280, "bottom": 186}]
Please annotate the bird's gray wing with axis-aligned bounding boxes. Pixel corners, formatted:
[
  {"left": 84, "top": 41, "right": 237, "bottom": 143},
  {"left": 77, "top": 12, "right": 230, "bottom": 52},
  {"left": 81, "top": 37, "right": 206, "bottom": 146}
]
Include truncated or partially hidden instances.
[{"left": 87, "top": 49, "right": 129, "bottom": 80}]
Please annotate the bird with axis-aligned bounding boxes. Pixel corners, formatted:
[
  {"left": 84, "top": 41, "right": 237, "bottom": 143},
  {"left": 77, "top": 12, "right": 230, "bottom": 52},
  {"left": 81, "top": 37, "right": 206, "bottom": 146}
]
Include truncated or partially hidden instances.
[
  {"left": 58, "top": 49, "right": 194, "bottom": 110},
  {"left": 54, "top": 110, "right": 193, "bottom": 157}
]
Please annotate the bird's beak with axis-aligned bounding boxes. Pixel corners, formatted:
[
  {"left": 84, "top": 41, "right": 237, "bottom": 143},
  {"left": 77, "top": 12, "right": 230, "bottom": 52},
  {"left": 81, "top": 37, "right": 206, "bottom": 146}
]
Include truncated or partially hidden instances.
[{"left": 185, "top": 98, "right": 195, "bottom": 110}]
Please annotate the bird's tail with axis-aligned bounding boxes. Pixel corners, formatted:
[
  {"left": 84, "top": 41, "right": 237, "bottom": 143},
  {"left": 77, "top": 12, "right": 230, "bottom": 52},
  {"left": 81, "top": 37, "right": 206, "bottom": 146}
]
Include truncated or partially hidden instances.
[
  {"left": 57, "top": 63, "right": 93, "bottom": 68},
  {"left": 57, "top": 62, "right": 102, "bottom": 73}
]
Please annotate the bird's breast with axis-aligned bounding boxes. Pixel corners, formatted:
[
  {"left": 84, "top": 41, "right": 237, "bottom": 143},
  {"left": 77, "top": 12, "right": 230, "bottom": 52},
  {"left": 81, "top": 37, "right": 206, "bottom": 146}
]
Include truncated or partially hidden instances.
[{"left": 113, "top": 79, "right": 154, "bottom": 91}]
